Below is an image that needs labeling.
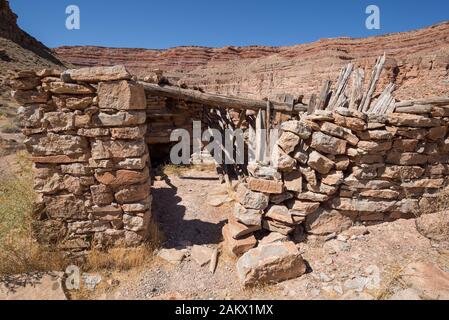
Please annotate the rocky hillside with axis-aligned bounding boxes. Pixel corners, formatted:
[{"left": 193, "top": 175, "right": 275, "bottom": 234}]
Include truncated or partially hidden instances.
[
  {"left": 0, "top": 0, "right": 65, "bottom": 105},
  {"left": 55, "top": 22, "right": 449, "bottom": 101},
  {"left": 0, "top": 0, "right": 66, "bottom": 154}
]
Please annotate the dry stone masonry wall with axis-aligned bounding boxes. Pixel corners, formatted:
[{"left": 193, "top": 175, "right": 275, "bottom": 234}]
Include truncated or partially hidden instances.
[
  {"left": 227, "top": 105, "right": 449, "bottom": 275},
  {"left": 11, "top": 66, "right": 152, "bottom": 252}
]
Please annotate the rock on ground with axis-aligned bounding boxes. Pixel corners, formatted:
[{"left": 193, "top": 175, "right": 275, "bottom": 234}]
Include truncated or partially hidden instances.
[{"left": 236, "top": 242, "right": 307, "bottom": 286}]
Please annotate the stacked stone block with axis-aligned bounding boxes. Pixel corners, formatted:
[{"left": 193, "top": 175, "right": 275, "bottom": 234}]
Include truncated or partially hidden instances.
[
  {"left": 11, "top": 66, "right": 152, "bottom": 252},
  {"left": 223, "top": 105, "right": 449, "bottom": 256}
]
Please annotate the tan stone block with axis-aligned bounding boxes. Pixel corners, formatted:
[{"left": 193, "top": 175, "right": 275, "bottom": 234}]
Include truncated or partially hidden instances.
[
  {"left": 311, "top": 131, "right": 347, "bottom": 155},
  {"left": 94, "top": 168, "right": 149, "bottom": 187},
  {"left": 246, "top": 177, "right": 283, "bottom": 194},
  {"left": 98, "top": 80, "right": 146, "bottom": 110},
  {"left": 308, "top": 151, "right": 334, "bottom": 174},
  {"left": 222, "top": 224, "right": 257, "bottom": 257}
]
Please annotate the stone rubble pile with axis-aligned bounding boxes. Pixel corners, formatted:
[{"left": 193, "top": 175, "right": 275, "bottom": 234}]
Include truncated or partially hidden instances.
[
  {"left": 11, "top": 66, "right": 152, "bottom": 253},
  {"left": 225, "top": 105, "right": 449, "bottom": 285}
]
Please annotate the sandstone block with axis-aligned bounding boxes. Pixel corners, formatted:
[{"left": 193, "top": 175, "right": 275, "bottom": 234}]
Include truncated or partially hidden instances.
[
  {"left": 392, "top": 139, "right": 419, "bottom": 152},
  {"left": 262, "top": 218, "right": 295, "bottom": 235},
  {"left": 330, "top": 197, "right": 396, "bottom": 213},
  {"left": 42, "top": 111, "right": 74, "bottom": 132},
  {"left": 233, "top": 203, "right": 262, "bottom": 226},
  {"left": 236, "top": 242, "right": 306, "bottom": 286},
  {"left": 287, "top": 200, "right": 320, "bottom": 216},
  {"left": 115, "top": 183, "right": 150, "bottom": 204},
  {"left": 222, "top": 224, "right": 257, "bottom": 257},
  {"left": 311, "top": 131, "right": 347, "bottom": 155},
  {"left": 43, "top": 81, "right": 94, "bottom": 94},
  {"left": 94, "top": 168, "right": 149, "bottom": 187},
  {"left": 247, "top": 177, "right": 284, "bottom": 194},
  {"left": 98, "top": 111, "right": 146, "bottom": 127},
  {"left": 62, "top": 66, "right": 131, "bottom": 82},
  {"left": 308, "top": 151, "right": 334, "bottom": 174},
  {"left": 334, "top": 113, "right": 366, "bottom": 131},
  {"left": 427, "top": 126, "right": 447, "bottom": 141},
  {"left": 90, "top": 184, "right": 114, "bottom": 206},
  {"left": 321, "top": 122, "right": 359, "bottom": 146},
  {"left": 277, "top": 131, "right": 300, "bottom": 154},
  {"left": 98, "top": 80, "right": 146, "bottom": 110},
  {"left": 9, "top": 77, "right": 40, "bottom": 90},
  {"left": 360, "top": 189, "right": 400, "bottom": 199},
  {"left": 25, "top": 133, "right": 88, "bottom": 156},
  {"left": 12, "top": 89, "right": 49, "bottom": 105},
  {"left": 357, "top": 140, "right": 392, "bottom": 153},
  {"left": 386, "top": 152, "right": 428, "bottom": 165},
  {"left": 265, "top": 205, "right": 295, "bottom": 224},
  {"left": 321, "top": 171, "right": 344, "bottom": 186},
  {"left": 300, "top": 166, "right": 317, "bottom": 186},
  {"left": 91, "top": 139, "right": 147, "bottom": 160},
  {"left": 283, "top": 171, "right": 302, "bottom": 193},
  {"left": 305, "top": 208, "right": 352, "bottom": 235},
  {"left": 387, "top": 113, "right": 440, "bottom": 128},
  {"left": 77, "top": 128, "right": 110, "bottom": 137},
  {"left": 379, "top": 165, "right": 425, "bottom": 180},
  {"left": 228, "top": 214, "right": 261, "bottom": 239},
  {"left": 272, "top": 146, "right": 296, "bottom": 171},
  {"left": 53, "top": 96, "right": 93, "bottom": 110},
  {"left": 44, "top": 194, "right": 87, "bottom": 220},
  {"left": 110, "top": 125, "right": 147, "bottom": 139},
  {"left": 123, "top": 213, "right": 150, "bottom": 232},
  {"left": 236, "top": 183, "right": 269, "bottom": 210},
  {"left": 280, "top": 120, "right": 312, "bottom": 139},
  {"left": 296, "top": 191, "right": 330, "bottom": 202}
]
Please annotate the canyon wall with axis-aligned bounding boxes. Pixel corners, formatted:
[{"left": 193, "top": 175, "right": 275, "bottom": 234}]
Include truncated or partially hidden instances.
[{"left": 54, "top": 22, "right": 449, "bottom": 101}]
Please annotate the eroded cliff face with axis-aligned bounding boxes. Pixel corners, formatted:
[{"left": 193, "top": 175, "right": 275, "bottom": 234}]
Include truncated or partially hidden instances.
[{"left": 54, "top": 22, "right": 449, "bottom": 101}]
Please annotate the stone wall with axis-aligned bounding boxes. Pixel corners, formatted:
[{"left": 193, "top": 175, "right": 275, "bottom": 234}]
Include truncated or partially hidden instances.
[
  {"left": 11, "top": 66, "right": 152, "bottom": 252},
  {"left": 225, "top": 106, "right": 449, "bottom": 256}
]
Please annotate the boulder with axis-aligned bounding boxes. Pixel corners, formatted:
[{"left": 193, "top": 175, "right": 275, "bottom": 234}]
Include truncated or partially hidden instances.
[{"left": 236, "top": 242, "right": 307, "bottom": 286}]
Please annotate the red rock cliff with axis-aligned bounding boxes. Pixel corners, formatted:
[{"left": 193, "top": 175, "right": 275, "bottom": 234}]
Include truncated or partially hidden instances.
[{"left": 53, "top": 23, "right": 448, "bottom": 101}]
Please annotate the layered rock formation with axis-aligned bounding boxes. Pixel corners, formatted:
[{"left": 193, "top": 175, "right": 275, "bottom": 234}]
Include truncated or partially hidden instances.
[{"left": 55, "top": 22, "right": 449, "bottom": 101}]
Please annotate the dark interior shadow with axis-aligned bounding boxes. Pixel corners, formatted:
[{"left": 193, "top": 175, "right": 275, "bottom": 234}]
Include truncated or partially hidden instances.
[{"left": 151, "top": 175, "right": 226, "bottom": 250}]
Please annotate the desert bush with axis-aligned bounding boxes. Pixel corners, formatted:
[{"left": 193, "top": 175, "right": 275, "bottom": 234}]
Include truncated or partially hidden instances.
[{"left": 0, "top": 152, "right": 65, "bottom": 275}]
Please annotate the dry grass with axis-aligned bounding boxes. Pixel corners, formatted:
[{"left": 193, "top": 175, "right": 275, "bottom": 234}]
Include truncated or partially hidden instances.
[
  {"left": 83, "top": 245, "right": 154, "bottom": 272},
  {"left": 0, "top": 151, "right": 66, "bottom": 276}
]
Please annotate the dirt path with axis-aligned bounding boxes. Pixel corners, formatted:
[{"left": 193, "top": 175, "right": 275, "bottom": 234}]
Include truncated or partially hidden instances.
[{"left": 75, "top": 167, "right": 449, "bottom": 300}]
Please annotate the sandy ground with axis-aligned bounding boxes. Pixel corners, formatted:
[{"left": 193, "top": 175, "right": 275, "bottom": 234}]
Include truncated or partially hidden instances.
[{"left": 80, "top": 167, "right": 449, "bottom": 300}]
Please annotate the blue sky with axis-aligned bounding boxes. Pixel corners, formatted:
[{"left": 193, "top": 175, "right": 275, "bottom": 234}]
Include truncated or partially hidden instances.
[{"left": 9, "top": 0, "right": 449, "bottom": 49}]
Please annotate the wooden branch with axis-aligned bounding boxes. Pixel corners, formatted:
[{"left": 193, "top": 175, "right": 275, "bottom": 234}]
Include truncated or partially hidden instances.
[
  {"left": 370, "top": 83, "right": 395, "bottom": 114},
  {"left": 317, "top": 80, "right": 332, "bottom": 110},
  {"left": 307, "top": 94, "right": 317, "bottom": 115},
  {"left": 138, "top": 81, "right": 305, "bottom": 113},
  {"left": 360, "top": 54, "right": 386, "bottom": 112},
  {"left": 349, "top": 68, "right": 365, "bottom": 110},
  {"left": 395, "top": 97, "right": 449, "bottom": 108},
  {"left": 328, "top": 63, "right": 353, "bottom": 110}
]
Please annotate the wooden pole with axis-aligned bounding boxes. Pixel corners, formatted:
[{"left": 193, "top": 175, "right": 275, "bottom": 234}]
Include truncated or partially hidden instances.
[{"left": 138, "top": 81, "right": 307, "bottom": 113}]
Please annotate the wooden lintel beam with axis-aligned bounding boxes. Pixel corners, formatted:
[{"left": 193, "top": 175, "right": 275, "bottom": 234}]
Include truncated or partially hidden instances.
[{"left": 138, "top": 81, "right": 306, "bottom": 113}]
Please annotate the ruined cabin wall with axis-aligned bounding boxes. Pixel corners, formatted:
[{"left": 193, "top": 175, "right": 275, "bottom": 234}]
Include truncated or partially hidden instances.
[
  {"left": 11, "top": 67, "right": 152, "bottom": 252},
  {"left": 234, "top": 107, "right": 449, "bottom": 244}
]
